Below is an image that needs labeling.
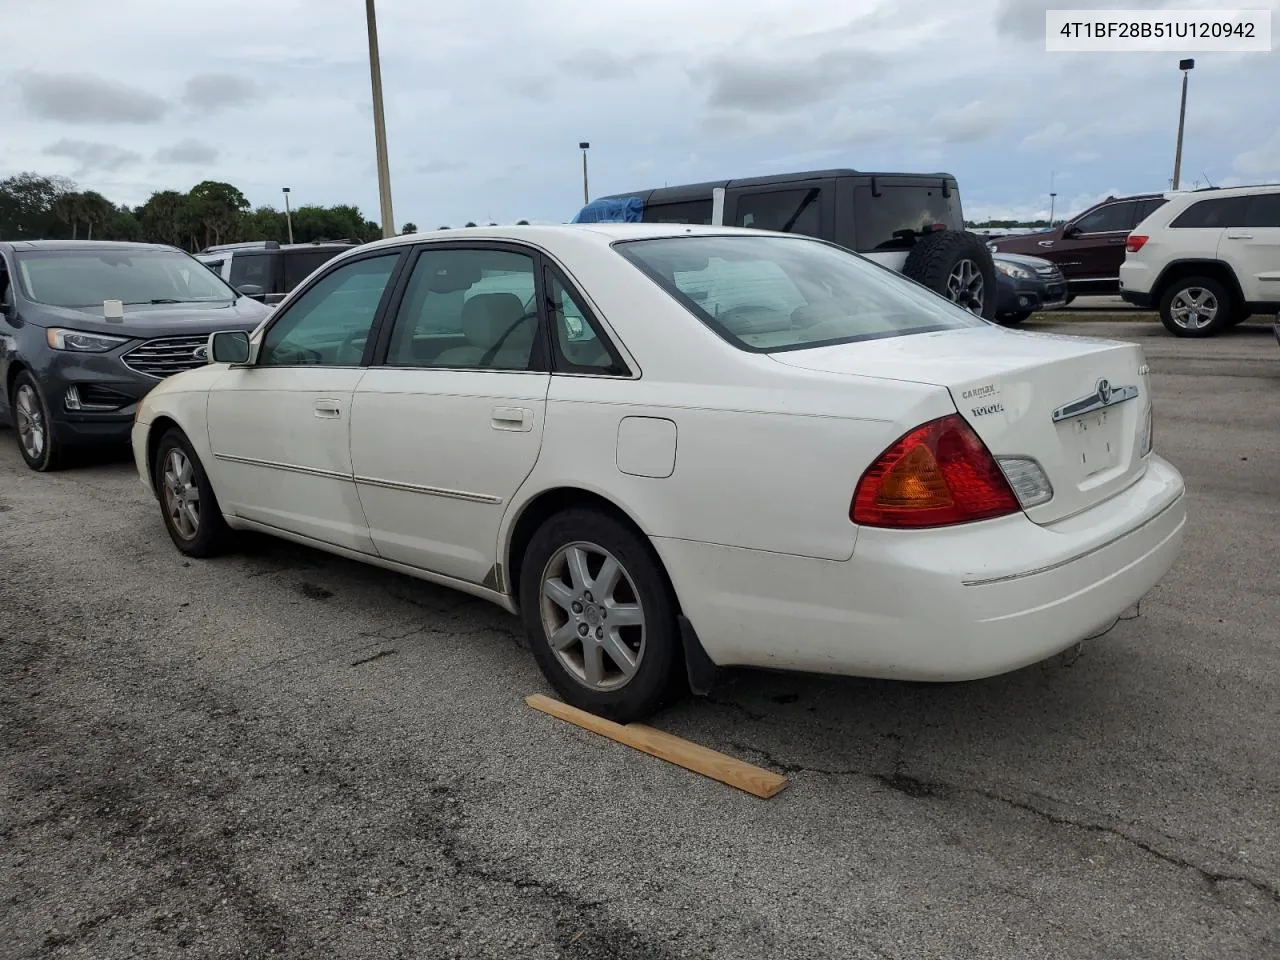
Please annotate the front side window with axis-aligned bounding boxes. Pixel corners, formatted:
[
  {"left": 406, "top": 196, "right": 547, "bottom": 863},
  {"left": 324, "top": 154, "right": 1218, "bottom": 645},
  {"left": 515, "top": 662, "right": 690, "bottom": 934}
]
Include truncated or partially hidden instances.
[
  {"left": 14, "top": 249, "right": 238, "bottom": 307},
  {"left": 386, "top": 248, "right": 539, "bottom": 370},
  {"left": 616, "top": 234, "right": 984, "bottom": 353},
  {"left": 259, "top": 253, "right": 398, "bottom": 366},
  {"left": 734, "top": 189, "right": 822, "bottom": 238},
  {"left": 1072, "top": 202, "right": 1134, "bottom": 234}
]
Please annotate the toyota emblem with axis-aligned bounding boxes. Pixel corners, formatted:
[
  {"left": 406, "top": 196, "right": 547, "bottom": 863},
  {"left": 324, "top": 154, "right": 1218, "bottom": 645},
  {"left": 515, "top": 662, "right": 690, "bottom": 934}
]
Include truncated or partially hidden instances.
[{"left": 1096, "top": 379, "right": 1112, "bottom": 404}]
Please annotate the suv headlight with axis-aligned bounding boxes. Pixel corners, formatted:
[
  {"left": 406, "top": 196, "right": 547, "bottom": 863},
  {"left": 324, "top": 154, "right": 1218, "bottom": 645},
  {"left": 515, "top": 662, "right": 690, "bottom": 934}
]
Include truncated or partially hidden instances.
[
  {"left": 994, "top": 261, "right": 1034, "bottom": 280},
  {"left": 46, "top": 328, "right": 129, "bottom": 352}
]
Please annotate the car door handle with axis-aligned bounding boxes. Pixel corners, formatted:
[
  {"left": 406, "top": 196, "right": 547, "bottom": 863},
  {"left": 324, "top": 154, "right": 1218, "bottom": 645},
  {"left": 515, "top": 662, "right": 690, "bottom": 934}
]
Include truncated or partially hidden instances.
[
  {"left": 1226, "top": 232, "right": 1254, "bottom": 240},
  {"left": 1107, "top": 238, "right": 1125, "bottom": 244},
  {"left": 314, "top": 399, "right": 343, "bottom": 419},
  {"left": 491, "top": 405, "right": 532, "bottom": 432}
]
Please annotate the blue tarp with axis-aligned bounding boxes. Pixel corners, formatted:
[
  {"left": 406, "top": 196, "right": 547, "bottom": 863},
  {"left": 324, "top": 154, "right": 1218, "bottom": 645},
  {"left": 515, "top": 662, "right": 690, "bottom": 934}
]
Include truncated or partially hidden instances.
[{"left": 571, "top": 196, "right": 644, "bottom": 223}]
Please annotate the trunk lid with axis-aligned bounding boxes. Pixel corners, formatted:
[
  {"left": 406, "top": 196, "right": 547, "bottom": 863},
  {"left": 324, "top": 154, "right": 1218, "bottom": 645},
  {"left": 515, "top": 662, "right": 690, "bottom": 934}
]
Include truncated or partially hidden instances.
[{"left": 771, "top": 325, "right": 1151, "bottom": 524}]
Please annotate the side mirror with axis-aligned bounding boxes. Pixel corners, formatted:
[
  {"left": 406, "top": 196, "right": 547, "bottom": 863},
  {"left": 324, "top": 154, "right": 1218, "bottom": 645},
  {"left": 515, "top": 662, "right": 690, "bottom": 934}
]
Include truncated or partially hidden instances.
[
  {"left": 209, "top": 330, "right": 251, "bottom": 364},
  {"left": 1062, "top": 223, "right": 1082, "bottom": 238},
  {"left": 236, "top": 283, "right": 265, "bottom": 297}
]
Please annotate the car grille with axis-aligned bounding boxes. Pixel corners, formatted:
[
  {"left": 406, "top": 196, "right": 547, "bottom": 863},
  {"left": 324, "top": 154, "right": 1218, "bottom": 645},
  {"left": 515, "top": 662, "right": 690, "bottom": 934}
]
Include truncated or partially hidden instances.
[
  {"left": 1034, "top": 263, "right": 1064, "bottom": 282},
  {"left": 122, "top": 335, "right": 211, "bottom": 379}
]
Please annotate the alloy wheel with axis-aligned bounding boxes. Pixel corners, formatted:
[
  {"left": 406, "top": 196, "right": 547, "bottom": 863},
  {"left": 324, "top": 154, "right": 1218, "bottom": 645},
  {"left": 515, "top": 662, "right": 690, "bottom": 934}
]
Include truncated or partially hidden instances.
[
  {"left": 162, "top": 448, "right": 201, "bottom": 540},
  {"left": 1170, "top": 287, "right": 1218, "bottom": 330},
  {"left": 540, "top": 541, "right": 646, "bottom": 691},
  {"left": 946, "top": 258, "right": 985, "bottom": 315},
  {"left": 14, "top": 384, "right": 45, "bottom": 461}
]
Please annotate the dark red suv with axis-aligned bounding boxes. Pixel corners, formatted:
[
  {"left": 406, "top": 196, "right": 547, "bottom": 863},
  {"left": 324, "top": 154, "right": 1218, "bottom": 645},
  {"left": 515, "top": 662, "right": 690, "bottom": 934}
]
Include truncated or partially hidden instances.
[{"left": 989, "top": 193, "right": 1168, "bottom": 298}]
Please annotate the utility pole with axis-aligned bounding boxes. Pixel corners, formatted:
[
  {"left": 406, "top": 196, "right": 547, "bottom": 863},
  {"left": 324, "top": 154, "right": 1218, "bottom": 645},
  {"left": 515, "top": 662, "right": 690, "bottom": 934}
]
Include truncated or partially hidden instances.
[
  {"left": 1172, "top": 58, "right": 1195, "bottom": 191},
  {"left": 1049, "top": 169, "right": 1056, "bottom": 225},
  {"left": 365, "top": 0, "right": 395, "bottom": 238},
  {"left": 282, "top": 187, "right": 293, "bottom": 244},
  {"left": 579, "top": 142, "right": 590, "bottom": 205}
]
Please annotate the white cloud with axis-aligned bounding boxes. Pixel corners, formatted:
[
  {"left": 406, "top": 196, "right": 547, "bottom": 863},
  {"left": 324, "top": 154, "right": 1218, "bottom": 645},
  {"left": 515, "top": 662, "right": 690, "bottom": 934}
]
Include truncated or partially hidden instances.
[
  {"left": 1234, "top": 133, "right": 1280, "bottom": 178},
  {"left": 933, "top": 100, "right": 1005, "bottom": 144}
]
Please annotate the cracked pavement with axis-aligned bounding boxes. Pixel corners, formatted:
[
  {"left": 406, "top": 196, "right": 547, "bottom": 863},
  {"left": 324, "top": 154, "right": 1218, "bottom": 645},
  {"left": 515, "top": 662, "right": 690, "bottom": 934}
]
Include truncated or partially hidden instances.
[{"left": 2, "top": 320, "right": 1279, "bottom": 958}]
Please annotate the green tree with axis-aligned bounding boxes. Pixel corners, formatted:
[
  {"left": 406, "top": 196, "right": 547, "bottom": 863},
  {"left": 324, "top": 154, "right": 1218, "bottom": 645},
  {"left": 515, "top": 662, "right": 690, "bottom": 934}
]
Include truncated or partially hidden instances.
[
  {"left": 138, "top": 190, "right": 197, "bottom": 249},
  {"left": 78, "top": 191, "right": 114, "bottom": 240},
  {"left": 188, "top": 180, "right": 249, "bottom": 249},
  {"left": 401, "top": 222, "right": 418, "bottom": 234},
  {"left": 516, "top": 219, "right": 529, "bottom": 225},
  {"left": 464, "top": 221, "right": 477, "bottom": 228},
  {"left": 0, "top": 172, "right": 75, "bottom": 239}
]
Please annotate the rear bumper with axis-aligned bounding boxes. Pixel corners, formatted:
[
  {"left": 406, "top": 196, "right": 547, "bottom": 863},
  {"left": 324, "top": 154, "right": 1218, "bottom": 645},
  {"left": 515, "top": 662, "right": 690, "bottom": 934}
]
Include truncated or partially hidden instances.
[
  {"left": 1120, "top": 289, "right": 1154, "bottom": 308},
  {"left": 653, "top": 455, "right": 1186, "bottom": 680}
]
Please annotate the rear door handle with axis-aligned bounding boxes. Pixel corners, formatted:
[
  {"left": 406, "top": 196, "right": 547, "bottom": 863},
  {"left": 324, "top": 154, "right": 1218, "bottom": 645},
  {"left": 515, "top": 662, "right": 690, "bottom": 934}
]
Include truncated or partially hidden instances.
[
  {"left": 1107, "top": 238, "right": 1125, "bottom": 244},
  {"left": 314, "top": 399, "right": 342, "bottom": 419},
  {"left": 491, "top": 405, "right": 532, "bottom": 432},
  {"left": 1226, "top": 232, "right": 1254, "bottom": 240}
]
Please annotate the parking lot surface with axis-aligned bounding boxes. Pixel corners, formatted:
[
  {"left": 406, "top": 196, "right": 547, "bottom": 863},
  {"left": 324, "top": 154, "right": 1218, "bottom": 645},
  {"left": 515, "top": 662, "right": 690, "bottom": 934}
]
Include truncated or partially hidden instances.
[{"left": 2, "top": 320, "right": 1278, "bottom": 959}]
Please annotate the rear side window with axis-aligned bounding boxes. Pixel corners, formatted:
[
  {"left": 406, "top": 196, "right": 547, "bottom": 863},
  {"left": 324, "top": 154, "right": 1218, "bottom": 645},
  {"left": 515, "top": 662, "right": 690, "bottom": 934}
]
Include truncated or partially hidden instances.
[
  {"left": 1169, "top": 196, "right": 1250, "bottom": 228},
  {"left": 229, "top": 253, "right": 274, "bottom": 289},
  {"left": 284, "top": 251, "right": 337, "bottom": 289},
  {"left": 1072, "top": 202, "right": 1134, "bottom": 234},
  {"left": 733, "top": 189, "right": 823, "bottom": 238},
  {"left": 851, "top": 184, "right": 962, "bottom": 252},
  {"left": 642, "top": 200, "right": 713, "bottom": 225},
  {"left": 1243, "top": 192, "right": 1280, "bottom": 228},
  {"left": 616, "top": 234, "right": 984, "bottom": 354}
]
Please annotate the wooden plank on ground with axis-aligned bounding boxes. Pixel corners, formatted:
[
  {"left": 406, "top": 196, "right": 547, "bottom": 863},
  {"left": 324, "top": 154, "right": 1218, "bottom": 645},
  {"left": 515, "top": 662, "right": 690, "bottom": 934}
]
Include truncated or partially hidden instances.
[{"left": 525, "top": 693, "right": 789, "bottom": 800}]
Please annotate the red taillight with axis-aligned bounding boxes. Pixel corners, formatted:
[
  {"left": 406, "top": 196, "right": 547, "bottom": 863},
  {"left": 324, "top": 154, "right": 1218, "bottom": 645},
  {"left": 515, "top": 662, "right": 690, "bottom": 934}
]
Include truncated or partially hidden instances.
[
  {"left": 851, "top": 414, "right": 1020, "bottom": 528},
  {"left": 1125, "top": 234, "right": 1148, "bottom": 253}
]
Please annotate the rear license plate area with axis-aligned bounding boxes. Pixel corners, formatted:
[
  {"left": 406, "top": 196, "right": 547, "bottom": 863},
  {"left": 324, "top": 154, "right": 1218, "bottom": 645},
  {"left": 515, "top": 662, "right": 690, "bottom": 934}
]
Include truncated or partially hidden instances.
[{"left": 1066, "top": 408, "right": 1119, "bottom": 476}]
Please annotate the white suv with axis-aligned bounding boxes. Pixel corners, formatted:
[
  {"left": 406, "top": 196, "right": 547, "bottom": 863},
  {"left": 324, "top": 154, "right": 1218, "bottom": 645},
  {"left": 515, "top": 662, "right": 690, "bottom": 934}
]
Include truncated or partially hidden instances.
[{"left": 1119, "top": 185, "right": 1280, "bottom": 337}]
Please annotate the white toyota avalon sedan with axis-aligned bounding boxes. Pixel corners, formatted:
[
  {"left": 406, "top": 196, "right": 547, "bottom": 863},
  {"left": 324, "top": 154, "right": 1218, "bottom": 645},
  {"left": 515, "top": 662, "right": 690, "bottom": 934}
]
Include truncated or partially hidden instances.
[{"left": 132, "top": 224, "right": 1186, "bottom": 720}]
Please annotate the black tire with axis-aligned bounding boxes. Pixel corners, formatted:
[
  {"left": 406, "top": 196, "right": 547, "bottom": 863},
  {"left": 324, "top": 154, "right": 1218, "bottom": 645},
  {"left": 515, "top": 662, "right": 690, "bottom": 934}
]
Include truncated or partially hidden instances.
[
  {"left": 996, "top": 310, "right": 1032, "bottom": 326},
  {"left": 1158, "top": 276, "right": 1232, "bottom": 338},
  {"left": 519, "top": 508, "right": 682, "bottom": 722},
  {"left": 10, "top": 371, "right": 65, "bottom": 472},
  {"left": 902, "top": 230, "right": 998, "bottom": 320},
  {"left": 152, "top": 427, "right": 230, "bottom": 558},
  {"left": 1228, "top": 309, "right": 1252, "bottom": 326}
]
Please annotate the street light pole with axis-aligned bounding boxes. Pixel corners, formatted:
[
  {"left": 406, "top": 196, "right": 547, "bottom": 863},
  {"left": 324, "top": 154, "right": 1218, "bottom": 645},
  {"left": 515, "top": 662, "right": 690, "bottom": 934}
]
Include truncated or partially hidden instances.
[
  {"left": 1172, "top": 58, "right": 1195, "bottom": 191},
  {"left": 365, "top": 0, "right": 395, "bottom": 238},
  {"left": 282, "top": 187, "right": 294, "bottom": 244},
  {"left": 579, "top": 142, "right": 590, "bottom": 205}
]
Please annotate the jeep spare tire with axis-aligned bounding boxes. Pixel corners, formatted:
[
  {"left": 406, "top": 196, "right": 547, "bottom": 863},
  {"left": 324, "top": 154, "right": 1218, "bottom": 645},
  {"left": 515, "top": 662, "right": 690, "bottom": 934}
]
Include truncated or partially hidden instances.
[{"left": 901, "top": 230, "right": 998, "bottom": 320}]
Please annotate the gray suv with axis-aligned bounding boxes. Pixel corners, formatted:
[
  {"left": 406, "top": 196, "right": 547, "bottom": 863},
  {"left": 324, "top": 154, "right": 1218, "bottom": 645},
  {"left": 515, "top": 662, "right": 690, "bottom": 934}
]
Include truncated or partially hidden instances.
[{"left": 0, "top": 240, "right": 271, "bottom": 471}]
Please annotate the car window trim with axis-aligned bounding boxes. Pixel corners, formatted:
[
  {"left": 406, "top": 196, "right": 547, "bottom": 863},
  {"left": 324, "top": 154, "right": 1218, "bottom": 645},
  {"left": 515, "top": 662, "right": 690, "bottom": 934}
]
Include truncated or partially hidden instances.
[
  {"left": 542, "top": 263, "right": 633, "bottom": 378},
  {"left": 253, "top": 247, "right": 408, "bottom": 369},
  {"left": 1169, "top": 195, "right": 1251, "bottom": 230},
  {"left": 367, "top": 239, "right": 552, "bottom": 374},
  {"left": 1242, "top": 191, "right": 1280, "bottom": 229}
]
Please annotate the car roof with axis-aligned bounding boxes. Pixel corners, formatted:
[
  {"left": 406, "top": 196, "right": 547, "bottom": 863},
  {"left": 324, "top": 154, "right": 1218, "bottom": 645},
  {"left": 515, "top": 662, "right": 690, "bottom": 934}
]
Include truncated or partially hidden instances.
[
  {"left": 0, "top": 239, "right": 183, "bottom": 254},
  {"left": 1162, "top": 183, "right": 1280, "bottom": 202},
  {"left": 351, "top": 222, "right": 810, "bottom": 255}
]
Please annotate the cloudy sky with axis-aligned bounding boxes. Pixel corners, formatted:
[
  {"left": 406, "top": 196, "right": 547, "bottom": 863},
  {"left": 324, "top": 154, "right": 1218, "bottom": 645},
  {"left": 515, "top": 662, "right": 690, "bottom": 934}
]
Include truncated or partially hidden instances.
[{"left": 3, "top": 0, "right": 1278, "bottom": 228}]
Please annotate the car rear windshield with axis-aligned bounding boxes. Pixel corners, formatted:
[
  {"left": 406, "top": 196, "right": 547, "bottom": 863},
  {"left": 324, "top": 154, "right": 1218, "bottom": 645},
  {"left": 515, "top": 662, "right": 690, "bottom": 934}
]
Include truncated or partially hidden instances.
[
  {"left": 14, "top": 249, "right": 238, "bottom": 308},
  {"left": 852, "top": 183, "right": 963, "bottom": 252},
  {"left": 615, "top": 234, "right": 985, "bottom": 353}
]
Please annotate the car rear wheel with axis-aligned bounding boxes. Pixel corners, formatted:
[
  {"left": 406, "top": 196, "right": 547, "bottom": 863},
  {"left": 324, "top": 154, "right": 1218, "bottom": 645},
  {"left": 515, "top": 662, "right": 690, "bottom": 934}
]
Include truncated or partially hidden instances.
[
  {"left": 902, "top": 230, "right": 998, "bottom": 320},
  {"left": 11, "top": 371, "right": 64, "bottom": 472},
  {"left": 1159, "top": 276, "right": 1232, "bottom": 337},
  {"left": 519, "top": 508, "right": 681, "bottom": 722},
  {"left": 153, "top": 428, "right": 229, "bottom": 557}
]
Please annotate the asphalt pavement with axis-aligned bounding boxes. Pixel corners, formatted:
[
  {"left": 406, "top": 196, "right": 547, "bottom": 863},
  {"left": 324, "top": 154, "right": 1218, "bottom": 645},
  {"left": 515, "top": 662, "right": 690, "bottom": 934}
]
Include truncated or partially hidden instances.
[{"left": 2, "top": 320, "right": 1278, "bottom": 959}]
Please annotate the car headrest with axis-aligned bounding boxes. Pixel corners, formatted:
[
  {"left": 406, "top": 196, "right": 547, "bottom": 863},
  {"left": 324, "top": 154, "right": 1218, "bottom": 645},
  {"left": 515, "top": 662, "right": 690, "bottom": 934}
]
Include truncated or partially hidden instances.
[{"left": 460, "top": 292, "right": 527, "bottom": 347}]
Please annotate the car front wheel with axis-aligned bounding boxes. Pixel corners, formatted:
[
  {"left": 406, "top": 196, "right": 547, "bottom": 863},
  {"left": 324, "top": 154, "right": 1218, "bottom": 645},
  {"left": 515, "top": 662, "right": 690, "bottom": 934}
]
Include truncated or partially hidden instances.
[
  {"left": 519, "top": 508, "right": 681, "bottom": 722},
  {"left": 11, "top": 371, "right": 64, "bottom": 472},
  {"left": 152, "top": 428, "right": 229, "bottom": 557},
  {"left": 1159, "top": 276, "right": 1232, "bottom": 337}
]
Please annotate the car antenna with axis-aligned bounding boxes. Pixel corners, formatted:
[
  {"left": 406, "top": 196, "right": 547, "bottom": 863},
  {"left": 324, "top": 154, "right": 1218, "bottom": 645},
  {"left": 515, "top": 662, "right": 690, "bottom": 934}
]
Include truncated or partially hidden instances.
[{"left": 1201, "top": 170, "right": 1216, "bottom": 189}]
